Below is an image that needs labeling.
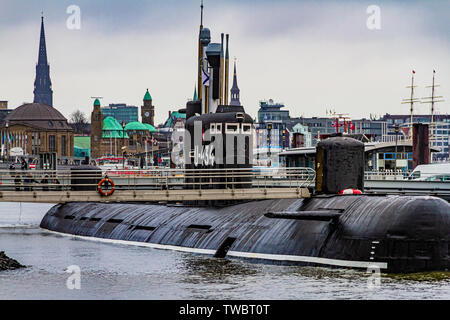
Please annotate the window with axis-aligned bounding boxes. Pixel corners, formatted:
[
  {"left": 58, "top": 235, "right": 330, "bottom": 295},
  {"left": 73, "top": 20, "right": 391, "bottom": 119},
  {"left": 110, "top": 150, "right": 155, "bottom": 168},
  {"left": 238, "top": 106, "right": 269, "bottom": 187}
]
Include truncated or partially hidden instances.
[
  {"left": 226, "top": 123, "right": 239, "bottom": 134},
  {"left": 411, "top": 171, "right": 421, "bottom": 179},
  {"left": 61, "top": 135, "right": 67, "bottom": 156},
  {"left": 384, "top": 153, "right": 396, "bottom": 160},
  {"left": 216, "top": 124, "right": 222, "bottom": 134},
  {"left": 210, "top": 123, "right": 216, "bottom": 134},
  {"left": 242, "top": 124, "right": 252, "bottom": 134},
  {"left": 49, "top": 135, "right": 56, "bottom": 152}
]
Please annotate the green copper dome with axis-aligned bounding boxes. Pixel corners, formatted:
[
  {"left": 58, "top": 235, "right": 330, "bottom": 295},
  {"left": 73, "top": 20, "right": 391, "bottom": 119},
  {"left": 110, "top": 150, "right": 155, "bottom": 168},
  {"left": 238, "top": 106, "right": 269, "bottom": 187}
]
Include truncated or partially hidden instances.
[
  {"left": 124, "top": 121, "right": 148, "bottom": 131},
  {"left": 94, "top": 98, "right": 101, "bottom": 107},
  {"left": 144, "top": 89, "right": 152, "bottom": 101},
  {"left": 102, "top": 117, "right": 129, "bottom": 138}
]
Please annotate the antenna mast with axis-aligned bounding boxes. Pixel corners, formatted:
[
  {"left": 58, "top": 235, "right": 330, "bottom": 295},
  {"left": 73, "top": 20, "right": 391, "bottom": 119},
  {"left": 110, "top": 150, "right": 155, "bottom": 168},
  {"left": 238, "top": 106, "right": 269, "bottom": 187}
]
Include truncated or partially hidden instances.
[{"left": 197, "top": 0, "right": 204, "bottom": 101}]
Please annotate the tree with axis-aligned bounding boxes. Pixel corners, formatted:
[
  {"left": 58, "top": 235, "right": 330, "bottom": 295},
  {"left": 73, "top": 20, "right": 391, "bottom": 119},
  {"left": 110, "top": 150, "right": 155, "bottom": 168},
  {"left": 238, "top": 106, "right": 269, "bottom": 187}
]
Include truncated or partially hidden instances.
[{"left": 69, "top": 110, "right": 89, "bottom": 134}]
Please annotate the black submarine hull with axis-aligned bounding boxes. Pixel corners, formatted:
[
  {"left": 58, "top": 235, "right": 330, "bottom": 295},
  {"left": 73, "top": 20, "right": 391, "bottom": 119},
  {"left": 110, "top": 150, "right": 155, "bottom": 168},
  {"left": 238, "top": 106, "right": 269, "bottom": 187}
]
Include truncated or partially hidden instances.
[{"left": 40, "top": 194, "right": 450, "bottom": 273}]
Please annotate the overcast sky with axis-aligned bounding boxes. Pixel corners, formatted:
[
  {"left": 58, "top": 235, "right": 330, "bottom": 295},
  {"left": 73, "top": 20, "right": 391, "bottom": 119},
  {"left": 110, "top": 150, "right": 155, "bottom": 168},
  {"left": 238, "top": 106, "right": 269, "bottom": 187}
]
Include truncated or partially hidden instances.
[{"left": 0, "top": 0, "right": 449, "bottom": 125}]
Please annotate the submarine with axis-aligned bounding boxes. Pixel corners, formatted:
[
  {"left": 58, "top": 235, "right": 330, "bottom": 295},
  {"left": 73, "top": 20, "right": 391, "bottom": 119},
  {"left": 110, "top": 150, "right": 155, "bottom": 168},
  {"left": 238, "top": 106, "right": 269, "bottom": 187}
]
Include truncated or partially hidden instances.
[{"left": 40, "top": 21, "right": 450, "bottom": 274}]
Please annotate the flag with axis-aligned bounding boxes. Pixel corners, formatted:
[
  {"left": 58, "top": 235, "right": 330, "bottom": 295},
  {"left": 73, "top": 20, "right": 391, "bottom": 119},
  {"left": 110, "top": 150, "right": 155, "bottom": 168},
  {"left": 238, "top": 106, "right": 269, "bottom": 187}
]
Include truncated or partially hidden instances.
[
  {"left": 349, "top": 121, "right": 355, "bottom": 131},
  {"left": 202, "top": 68, "right": 210, "bottom": 86}
]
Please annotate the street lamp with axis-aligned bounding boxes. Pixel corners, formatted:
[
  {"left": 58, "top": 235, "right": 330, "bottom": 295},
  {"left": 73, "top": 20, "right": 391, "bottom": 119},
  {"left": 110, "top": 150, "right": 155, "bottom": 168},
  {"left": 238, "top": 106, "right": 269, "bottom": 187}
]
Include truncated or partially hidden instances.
[
  {"left": 5, "top": 120, "right": 9, "bottom": 161},
  {"left": 122, "top": 122, "right": 126, "bottom": 169},
  {"left": 394, "top": 125, "right": 399, "bottom": 172},
  {"left": 267, "top": 123, "right": 272, "bottom": 167}
]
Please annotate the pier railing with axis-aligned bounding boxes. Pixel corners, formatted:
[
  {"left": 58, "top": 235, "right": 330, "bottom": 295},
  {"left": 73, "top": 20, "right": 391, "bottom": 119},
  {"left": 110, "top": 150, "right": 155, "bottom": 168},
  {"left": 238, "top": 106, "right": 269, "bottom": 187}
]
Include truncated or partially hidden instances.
[
  {"left": 0, "top": 167, "right": 315, "bottom": 191},
  {"left": 364, "top": 170, "right": 412, "bottom": 181},
  {"left": 0, "top": 167, "right": 314, "bottom": 203}
]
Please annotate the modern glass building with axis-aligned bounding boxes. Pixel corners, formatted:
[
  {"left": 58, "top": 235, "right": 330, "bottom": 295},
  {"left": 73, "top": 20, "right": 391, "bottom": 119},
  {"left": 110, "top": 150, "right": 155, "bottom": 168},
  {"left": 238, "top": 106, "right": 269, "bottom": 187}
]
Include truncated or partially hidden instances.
[
  {"left": 257, "top": 100, "right": 290, "bottom": 123},
  {"left": 102, "top": 104, "right": 138, "bottom": 125}
]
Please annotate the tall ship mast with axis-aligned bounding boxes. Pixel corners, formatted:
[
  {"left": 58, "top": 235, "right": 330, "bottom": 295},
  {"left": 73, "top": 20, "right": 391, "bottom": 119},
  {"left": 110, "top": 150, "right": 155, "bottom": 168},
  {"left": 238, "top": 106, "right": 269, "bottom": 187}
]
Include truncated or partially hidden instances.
[
  {"left": 421, "top": 70, "right": 445, "bottom": 143},
  {"left": 402, "top": 70, "right": 420, "bottom": 140}
]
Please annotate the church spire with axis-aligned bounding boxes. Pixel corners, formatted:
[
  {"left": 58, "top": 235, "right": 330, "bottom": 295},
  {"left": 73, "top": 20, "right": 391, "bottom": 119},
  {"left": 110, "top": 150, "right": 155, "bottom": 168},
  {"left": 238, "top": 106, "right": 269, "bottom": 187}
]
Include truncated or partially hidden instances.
[
  {"left": 33, "top": 14, "right": 53, "bottom": 107},
  {"left": 230, "top": 59, "right": 241, "bottom": 106},
  {"left": 38, "top": 15, "right": 48, "bottom": 64}
]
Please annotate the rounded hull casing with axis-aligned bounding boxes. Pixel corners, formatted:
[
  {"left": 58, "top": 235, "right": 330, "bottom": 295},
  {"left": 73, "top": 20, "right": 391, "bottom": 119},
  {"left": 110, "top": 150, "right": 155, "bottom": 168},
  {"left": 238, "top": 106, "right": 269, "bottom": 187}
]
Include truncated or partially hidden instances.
[{"left": 40, "top": 194, "right": 450, "bottom": 273}]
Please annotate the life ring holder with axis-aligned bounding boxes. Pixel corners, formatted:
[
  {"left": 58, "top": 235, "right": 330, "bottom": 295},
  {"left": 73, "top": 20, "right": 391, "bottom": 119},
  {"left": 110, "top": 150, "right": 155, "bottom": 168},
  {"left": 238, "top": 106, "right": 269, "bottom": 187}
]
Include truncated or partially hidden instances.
[{"left": 98, "top": 177, "right": 115, "bottom": 197}]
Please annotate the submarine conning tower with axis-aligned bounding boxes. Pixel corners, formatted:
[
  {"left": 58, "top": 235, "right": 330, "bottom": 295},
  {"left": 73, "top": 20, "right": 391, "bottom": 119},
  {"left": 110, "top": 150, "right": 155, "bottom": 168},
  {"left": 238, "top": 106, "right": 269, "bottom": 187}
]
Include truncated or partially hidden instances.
[
  {"left": 315, "top": 135, "right": 364, "bottom": 194},
  {"left": 183, "top": 29, "right": 254, "bottom": 198}
]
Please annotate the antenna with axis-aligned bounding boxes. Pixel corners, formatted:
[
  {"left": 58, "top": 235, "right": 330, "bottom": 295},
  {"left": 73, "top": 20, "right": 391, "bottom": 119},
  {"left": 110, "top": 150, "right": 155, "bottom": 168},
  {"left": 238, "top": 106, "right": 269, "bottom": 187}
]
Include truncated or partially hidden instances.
[
  {"left": 401, "top": 70, "right": 420, "bottom": 140},
  {"left": 200, "top": 0, "right": 204, "bottom": 27},
  {"left": 421, "top": 70, "right": 444, "bottom": 142}
]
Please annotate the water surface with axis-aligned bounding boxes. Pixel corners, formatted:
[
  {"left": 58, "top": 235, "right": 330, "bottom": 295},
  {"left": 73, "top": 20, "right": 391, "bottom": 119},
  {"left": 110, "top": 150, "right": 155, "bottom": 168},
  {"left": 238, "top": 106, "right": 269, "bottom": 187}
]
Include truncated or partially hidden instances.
[{"left": 0, "top": 203, "right": 449, "bottom": 300}]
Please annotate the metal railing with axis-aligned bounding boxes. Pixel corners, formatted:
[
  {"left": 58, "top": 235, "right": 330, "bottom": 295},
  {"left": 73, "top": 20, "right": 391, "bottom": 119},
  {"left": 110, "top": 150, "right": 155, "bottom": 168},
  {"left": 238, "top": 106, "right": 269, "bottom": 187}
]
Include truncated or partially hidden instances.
[
  {"left": 364, "top": 170, "right": 412, "bottom": 181},
  {"left": 0, "top": 167, "right": 316, "bottom": 192}
]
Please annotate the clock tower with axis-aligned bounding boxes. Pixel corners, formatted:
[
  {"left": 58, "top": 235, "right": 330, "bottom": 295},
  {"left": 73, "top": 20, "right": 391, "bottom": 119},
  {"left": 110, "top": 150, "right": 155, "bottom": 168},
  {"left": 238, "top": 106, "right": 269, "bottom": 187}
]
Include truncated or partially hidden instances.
[
  {"left": 90, "top": 98, "right": 103, "bottom": 159},
  {"left": 141, "top": 89, "right": 154, "bottom": 126}
]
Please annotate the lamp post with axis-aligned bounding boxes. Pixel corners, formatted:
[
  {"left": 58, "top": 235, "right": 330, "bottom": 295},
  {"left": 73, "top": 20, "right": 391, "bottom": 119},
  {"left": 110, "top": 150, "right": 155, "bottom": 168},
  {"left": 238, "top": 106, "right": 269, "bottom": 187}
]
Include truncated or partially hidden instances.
[
  {"left": 394, "top": 125, "right": 399, "bottom": 172},
  {"left": 267, "top": 123, "right": 272, "bottom": 167},
  {"left": 145, "top": 136, "right": 148, "bottom": 170},
  {"left": 5, "top": 120, "right": 9, "bottom": 161},
  {"left": 122, "top": 122, "right": 126, "bottom": 169}
]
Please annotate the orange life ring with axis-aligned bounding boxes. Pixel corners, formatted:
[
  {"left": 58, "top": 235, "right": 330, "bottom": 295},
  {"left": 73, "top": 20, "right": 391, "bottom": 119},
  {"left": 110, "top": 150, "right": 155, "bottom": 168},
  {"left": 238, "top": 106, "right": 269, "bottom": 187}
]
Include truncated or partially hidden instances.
[
  {"left": 339, "top": 189, "right": 362, "bottom": 195},
  {"left": 97, "top": 178, "right": 115, "bottom": 196}
]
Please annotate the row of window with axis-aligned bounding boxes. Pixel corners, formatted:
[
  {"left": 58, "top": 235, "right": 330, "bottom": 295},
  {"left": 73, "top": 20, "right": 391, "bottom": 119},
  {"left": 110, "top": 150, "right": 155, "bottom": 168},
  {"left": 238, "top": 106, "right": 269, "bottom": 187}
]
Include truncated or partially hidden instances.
[
  {"left": 378, "top": 152, "right": 413, "bottom": 160},
  {"left": 209, "top": 123, "right": 252, "bottom": 135}
]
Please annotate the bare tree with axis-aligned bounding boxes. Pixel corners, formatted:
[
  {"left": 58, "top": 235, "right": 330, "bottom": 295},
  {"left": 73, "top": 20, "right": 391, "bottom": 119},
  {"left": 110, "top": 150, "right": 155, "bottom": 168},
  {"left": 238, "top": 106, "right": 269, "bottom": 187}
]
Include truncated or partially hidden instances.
[{"left": 69, "top": 110, "right": 89, "bottom": 134}]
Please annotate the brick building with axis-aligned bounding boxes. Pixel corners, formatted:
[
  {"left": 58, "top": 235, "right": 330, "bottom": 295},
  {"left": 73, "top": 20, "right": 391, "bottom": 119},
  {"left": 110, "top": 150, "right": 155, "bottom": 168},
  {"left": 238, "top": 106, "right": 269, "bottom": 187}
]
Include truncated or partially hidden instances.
[{"left": 1, "top": 103, "right": 74, "bottom": 158}]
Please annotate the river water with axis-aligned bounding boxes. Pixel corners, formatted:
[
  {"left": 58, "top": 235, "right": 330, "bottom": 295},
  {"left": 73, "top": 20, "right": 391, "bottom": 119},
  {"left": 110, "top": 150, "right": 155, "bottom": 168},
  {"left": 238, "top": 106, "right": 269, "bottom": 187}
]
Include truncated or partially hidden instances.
[{"left": 0, "top": 202, "right": 449, "bottom": 300}]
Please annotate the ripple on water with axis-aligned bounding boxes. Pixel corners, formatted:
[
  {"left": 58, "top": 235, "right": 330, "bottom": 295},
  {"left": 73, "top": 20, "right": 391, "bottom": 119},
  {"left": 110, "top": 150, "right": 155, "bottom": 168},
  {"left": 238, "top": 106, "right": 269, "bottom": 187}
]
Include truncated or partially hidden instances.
[{"left": 1, "top": 202, "right": 450, "bottom": 299}]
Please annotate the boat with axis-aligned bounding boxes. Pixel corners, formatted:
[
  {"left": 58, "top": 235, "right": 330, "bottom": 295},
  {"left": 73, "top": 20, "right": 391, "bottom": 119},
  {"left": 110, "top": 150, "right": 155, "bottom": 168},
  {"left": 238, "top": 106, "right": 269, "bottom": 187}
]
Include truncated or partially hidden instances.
[{"left": 39, "top": 9, "right": 450, "bottom": 274}]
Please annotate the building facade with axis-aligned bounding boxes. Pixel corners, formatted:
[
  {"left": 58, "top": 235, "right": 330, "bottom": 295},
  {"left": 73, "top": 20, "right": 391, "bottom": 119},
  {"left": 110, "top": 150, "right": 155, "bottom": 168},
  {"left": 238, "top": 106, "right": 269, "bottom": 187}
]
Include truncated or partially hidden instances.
[
  {"left": 1, "top": 103, "right": 74, "bottom": 158},
  {"left": 289, "top": 117, "right": 335, "bottom": 145},
  {"left": 102, "top": 104, "right": 138, "bottom": 125},
  {"left": 351, "top": 118, "right": 388, "bottom": 142},
  {"left": 90, "top": 99, "right": 157, "bottom": 159},
  {"left": 380, "top": 113, "right": 450, "bottom": 161}
]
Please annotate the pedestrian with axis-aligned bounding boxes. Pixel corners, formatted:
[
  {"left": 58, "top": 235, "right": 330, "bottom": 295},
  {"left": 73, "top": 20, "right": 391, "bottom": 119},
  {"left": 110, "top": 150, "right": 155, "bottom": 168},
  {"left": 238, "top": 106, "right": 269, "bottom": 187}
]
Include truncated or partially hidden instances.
[
  {"left": 21, "top": 158, "right": 27, "bottom": 170},
  {"left": 53, "top": 178, "right": 61, "bottom": 191},
  {"left": 41, "top": 174, "right": 49, "bottom": 191}
]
